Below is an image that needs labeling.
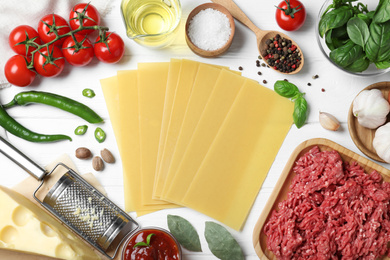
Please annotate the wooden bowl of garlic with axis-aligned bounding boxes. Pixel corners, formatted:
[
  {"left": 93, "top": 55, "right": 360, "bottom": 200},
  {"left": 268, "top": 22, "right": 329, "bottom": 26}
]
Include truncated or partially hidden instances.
[{"left": 348, "top": 81, "right": 390, "bottom": 163}]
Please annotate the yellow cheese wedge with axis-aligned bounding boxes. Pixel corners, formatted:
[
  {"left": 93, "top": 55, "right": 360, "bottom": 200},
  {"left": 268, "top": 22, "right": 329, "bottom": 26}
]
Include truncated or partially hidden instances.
[
  {"left": 137, "top": 63, "right": 178, "bottom": 206},
  {"left": 101, "top": 73, "right": 175, "bottom": 214},
  {"left": 154, "top": 60, "right": 200, "bottom": 198},
  {"left": 153, "top": 59, "right": 182, "bottom": 198},
  {"left": 162, "top": 69, "right": 247, "bottom": 202},
  {"left": 0, "top": 185, "right": 100, "bottom": 260},
  {"left": 182, "top": 80, "right": 293, "bottom": 230}
]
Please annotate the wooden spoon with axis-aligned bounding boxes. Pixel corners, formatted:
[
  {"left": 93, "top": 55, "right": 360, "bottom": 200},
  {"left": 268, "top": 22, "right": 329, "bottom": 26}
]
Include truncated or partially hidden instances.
[{"left": 211, "top": 0, "right": 304, "bottom": 75}]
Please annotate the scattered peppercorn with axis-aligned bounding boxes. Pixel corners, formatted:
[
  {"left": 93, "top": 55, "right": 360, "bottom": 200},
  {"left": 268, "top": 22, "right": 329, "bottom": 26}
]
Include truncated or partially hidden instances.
[
  {"left": 261, "top": 63, "right": 266, "bottom": 67},
  {"left": 258, "top": 55, "right": 262, "bottom": 60},
  {"left": 321, "top": 88, "right": 325, "bottom": 92},
  {"left": 263, "top": 80, "right": 267, "bottom": 84},
  {"left": 257, "top": 71, "right": 262, "bottom": 75},
  {"left": 307, "top": 83, "right": 311, "bottom": 86},
  {"left": 238, "top": 66, "right": 243, "bottom": 71},
  {"left": 312, "top": 75, "right": 319, "bottom": 79},
  {"left": 262, "top": 34, "right": 301, "bottom": 73},
  {"left": 284, "top": 79, "right": 288, "bottom": 82}
]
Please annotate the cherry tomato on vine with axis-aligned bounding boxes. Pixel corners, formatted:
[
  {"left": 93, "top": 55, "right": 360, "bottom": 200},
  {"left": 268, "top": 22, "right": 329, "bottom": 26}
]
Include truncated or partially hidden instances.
[
  {"left": 9, "top": 25, "right": 40, "bottom": 56},
  {"left": 33, "top": 45, "right": 65, "bottom": 77},
  {"left": 94, "top": 32, "right": 125, "bottom": 64},
  {"left": 4, "top": 55, "right": 36, "bottom": 87},
  {"left": 38, "top": 14, "right": 70, "bottom": 45},
  {"left": 275, "top": 0, "right": 306, "bottom": 31},
  {"left": 69, "top": 3, "right": 101, "bottom": 35},
  {"left": 62, "top": 34, "right": 94, "bottom": 66}
]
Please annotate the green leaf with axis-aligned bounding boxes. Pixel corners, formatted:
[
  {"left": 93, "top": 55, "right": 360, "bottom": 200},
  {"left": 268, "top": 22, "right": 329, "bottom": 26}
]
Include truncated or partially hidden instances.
[
  {"left": 375, "top": 60, "right": 390, "bottom": 69},
  {"left": 273, "top": 80, "right": 300, "bottom": 98},
  {"left": 373, "top": 0, "right": 390, "bottom": 23},
  {"left": 133, "top": 242, "right": 149, "bottom": 248},
  {"left": 204, "top": 222, "right": 244, "bottom": 260},
  {"left": 347, "top": 17, "right": 369, "bottom": 48},
  {"left": 319, "top": 6, "right": 353, "bottom": 37},
  {"left": 345, "top": 56, "right": 370, "bottom": 72},
  {"left": 293, "top": 96, "right": 308, "bottom": 129},
  {"left": 330, "top": 40, "right": 364, "bottom": 67},
  {"left": 167, "top": 215, "right": 202, "bottom": 252},
  {"left": 365, "top": 21, "right": 390, "bottom": 62}
]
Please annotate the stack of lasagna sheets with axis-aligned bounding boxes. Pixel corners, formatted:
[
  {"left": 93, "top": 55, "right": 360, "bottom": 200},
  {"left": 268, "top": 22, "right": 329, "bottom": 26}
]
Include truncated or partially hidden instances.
[{"left": 100, "top": 59, "right": 293, "bottom": 230}]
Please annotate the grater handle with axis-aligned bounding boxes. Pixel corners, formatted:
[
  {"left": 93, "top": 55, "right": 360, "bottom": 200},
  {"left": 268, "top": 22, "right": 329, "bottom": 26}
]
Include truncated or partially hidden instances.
[{"left": 0, "top": 136, "right": 48, "bottom": 180}]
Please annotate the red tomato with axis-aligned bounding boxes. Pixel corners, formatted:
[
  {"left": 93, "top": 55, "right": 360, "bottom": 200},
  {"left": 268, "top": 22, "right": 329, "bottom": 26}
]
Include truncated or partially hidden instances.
[
  {"left": 94, "top": 32, "right": 125, "bottom": 64},
  {"left": 33, "top": 45, "right": 65, "bottom": 77},
  {"left": 4, "top": 55, "right": 36, "bottom": 87},
  {"left": 62, "top": 34, "right": 94, "bottom": 66},
  {"left": 275, "top": 0, "right": 306, "bottom": 31},
  {"left": 38, "top": 14, "right": 70, "bottom": 45},
  {"left": 9, "top": 25, "right": 40, "bottom": 56},
  {"left": 69, "top": 3, "right": 100, "bottom": 35}
]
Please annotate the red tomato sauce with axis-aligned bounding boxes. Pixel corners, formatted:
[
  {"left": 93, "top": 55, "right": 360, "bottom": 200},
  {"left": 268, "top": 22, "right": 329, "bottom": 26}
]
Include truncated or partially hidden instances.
[{"left": 123, "top": 229, "right": 180, "bottom": 260}]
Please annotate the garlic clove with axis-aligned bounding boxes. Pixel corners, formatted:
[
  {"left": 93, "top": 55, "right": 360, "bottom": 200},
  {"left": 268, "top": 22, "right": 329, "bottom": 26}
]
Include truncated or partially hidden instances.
[{"left": 319, "top": 112, "right": 340, "bottom": 131}]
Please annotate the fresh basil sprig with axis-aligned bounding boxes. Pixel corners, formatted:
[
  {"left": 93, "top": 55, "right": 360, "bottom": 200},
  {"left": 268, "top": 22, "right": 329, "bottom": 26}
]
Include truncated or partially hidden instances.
[
  {"left": 167, "top": 215, "right": 202, "bottom": 252},
  {"left": 274, "top": 80, "right": 308, "bottom": 129},
  {"left": 133, "top": 233, "right": 155, "bottom": 248}
]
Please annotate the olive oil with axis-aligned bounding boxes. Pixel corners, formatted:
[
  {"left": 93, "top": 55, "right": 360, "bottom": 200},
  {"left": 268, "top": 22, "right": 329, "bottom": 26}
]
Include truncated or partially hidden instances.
[{"left": 121, "top": 0, "right": 181, "bottom": 48}]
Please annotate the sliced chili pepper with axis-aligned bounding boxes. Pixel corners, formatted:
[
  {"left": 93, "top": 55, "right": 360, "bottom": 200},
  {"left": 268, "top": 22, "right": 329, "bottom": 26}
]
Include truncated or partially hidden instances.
[
  {"left": 3, "top": 91, "right": 103, "bottom": 124},
  {"left": 0, "top": 105, "right": 71, "bottom": 142},
  {"left": 94, "top": 127, "right": 106, "bottom": 143},
  {"left": 82, "top": 88, "right": 96, "bottom": 98},
  {"left": 74, "top": 125, "right": 88, "bottom": 135}
]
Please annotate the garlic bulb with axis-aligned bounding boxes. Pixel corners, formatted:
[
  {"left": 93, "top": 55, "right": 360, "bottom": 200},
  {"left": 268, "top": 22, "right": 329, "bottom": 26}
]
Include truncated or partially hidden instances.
[
  {"left": 319, "top": 112, "right": 340, "bottom": 131},
  {"left": 373, "top": 122, "right": 390, "bottom": 163},
  {"left": 353, "top": 89, "right": 390, "bottom": 129}
]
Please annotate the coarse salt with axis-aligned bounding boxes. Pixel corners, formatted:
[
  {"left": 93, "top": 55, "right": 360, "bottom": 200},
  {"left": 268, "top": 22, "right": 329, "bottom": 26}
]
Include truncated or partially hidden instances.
[{"left": 188, "top": 8, "right": 231, "bottom": 51}]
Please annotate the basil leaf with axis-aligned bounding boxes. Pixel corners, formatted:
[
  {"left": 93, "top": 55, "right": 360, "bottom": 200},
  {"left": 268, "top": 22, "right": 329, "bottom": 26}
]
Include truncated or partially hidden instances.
[
  {"left": 345, "top": 56, "right": 370, "bottom": 72},
  {"left": 373, "top": 0, "right": 390, "bottom": 24},
  {"left": 330, "top": 40, "right": 364, "bottom": 67},
  {"left": 366, "top": 21, "right": 390, "bottom": 62},
  {"left": 204, "top": 222, "right": 244, "bottom": 260},
  {"left": 375, "top": 60, "right": 390, "bottom": 69},
  {"left": 347, "top": 17, "right": 369, "bottom": 48},
  {"left": 293, "top": 97, "right": 308, "bottom": 129},
  {"left": 319, "top": 6, "right": 353, "bottom": 37},
  {"left": 133, "top": 242, "right": 149, "bottom": 248},
  {"left": 274, "top": 80, "right": 299, "bottom": 98},
  {"left": 325, "top": 30, "right": 336, "bottom": 50},
  {"left": 167, "top": 215, "right": 202, "bottom": 252}
]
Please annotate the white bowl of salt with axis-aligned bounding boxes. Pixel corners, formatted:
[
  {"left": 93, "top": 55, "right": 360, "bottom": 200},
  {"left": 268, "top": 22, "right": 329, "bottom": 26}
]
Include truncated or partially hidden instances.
[{"left": 185, "top": 3, "right": 235, "bottom": 57}]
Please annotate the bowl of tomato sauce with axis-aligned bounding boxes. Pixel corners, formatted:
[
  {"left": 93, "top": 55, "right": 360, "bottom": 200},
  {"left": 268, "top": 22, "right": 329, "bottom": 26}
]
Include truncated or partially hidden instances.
[{"left": 122, "top": 227, "right": 181, "bottom": 260}]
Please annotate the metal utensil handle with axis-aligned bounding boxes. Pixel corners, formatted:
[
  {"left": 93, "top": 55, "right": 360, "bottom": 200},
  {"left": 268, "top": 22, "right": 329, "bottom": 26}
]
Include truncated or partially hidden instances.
[{"left": 0, "top": 136, "right": 47, "bottom": 180}]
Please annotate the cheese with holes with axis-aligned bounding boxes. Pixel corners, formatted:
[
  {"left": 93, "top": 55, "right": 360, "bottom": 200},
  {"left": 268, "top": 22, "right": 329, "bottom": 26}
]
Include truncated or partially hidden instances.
[{"left": 0, "top": 186, "right": 100, "bottom": 260}]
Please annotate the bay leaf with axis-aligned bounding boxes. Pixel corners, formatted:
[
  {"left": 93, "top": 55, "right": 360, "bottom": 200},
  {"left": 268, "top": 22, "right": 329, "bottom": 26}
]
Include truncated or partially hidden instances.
[
  {"left": 167, "top": 215, "right": 202, "bottom": 252},
  {"left": 204, "top": 222, "right": 244, "bottom": 260}
]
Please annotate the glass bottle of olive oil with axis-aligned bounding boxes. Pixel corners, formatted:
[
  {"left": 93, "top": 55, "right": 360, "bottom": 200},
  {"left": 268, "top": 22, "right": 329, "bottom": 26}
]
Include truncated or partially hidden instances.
[{"left": 121, "top": 0, "right": 181, "bottom": 48}]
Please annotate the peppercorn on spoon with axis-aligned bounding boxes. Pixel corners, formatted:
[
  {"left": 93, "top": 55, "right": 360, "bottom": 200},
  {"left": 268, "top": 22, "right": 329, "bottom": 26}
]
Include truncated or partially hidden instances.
[{"left": 211, "top": 0, "right": 304, "bottom": 75}]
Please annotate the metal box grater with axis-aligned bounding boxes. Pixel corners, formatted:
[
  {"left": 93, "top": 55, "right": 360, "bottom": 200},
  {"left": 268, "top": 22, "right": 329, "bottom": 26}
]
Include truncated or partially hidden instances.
[{"left": 0, "top": 136, "right": 139, "bottom": 259}]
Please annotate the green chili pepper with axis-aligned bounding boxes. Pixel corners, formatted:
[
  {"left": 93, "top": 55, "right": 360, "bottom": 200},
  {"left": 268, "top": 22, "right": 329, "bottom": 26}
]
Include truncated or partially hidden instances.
[
  {"left": 82, "top": 88, "right": 96, "bottom": 98},
  {"left": 94, "top": 127, "right": 106, "bottom": 143},
  {"left": 74, "top": 125, "right": 88, "bottom": 135},
  {"left": 3, "top": 91, "right": 104, "bottom": 124},
  {"left": 0, "top": 105, "right": 71, "bottom": 142}
]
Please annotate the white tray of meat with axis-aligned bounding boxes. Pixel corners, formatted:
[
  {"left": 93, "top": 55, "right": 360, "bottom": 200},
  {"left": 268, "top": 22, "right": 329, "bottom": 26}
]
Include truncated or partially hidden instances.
[{"left": 253, "top": 138, "right": 390, "bottom": 260}]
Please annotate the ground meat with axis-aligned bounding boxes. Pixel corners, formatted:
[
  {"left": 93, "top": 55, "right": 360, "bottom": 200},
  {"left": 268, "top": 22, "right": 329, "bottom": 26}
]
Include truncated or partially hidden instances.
[{"left": 264, "top": 146, "right": 390, "bottom": 259}]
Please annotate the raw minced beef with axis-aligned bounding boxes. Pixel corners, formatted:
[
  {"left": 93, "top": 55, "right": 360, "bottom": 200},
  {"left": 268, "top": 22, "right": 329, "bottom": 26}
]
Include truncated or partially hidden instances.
[{"left": 264, "top": 146, "right": 390, "bottom": 259}]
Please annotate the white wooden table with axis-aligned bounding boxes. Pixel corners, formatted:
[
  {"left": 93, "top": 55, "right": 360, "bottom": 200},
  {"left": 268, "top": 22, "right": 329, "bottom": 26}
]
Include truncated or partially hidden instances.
[{"left": 1, "top": 0, "right": 389, "bottom": 259}]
